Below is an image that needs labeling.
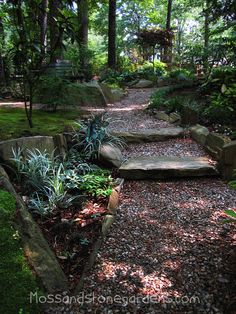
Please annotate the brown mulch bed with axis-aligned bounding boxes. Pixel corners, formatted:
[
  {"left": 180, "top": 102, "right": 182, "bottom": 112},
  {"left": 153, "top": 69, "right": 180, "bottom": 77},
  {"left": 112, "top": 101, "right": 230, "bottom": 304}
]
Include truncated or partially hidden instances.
[
  {"left": 77, "top": 179, "right": 236, "bottom": 314},
  {"left": 34, "top": 196, "right": 109, "bottom": 290}
]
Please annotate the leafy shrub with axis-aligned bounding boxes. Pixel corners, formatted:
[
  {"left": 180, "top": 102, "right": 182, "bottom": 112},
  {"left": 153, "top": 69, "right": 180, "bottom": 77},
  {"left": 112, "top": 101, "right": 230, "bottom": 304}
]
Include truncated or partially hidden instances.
[
  {"left": 204, "top": 84, "right": 236, "bottom": 123},
  {"left": 101, "top": 61, "right": 166, "bottom": 87},
  {"left": 168, "top": 68, "right": 195, "bottom": 81},
  {"left": 149, "top": 82, "right": 198, "bottom": 111},
  {"left": 80, "top": 170, "right": 113, "bottom": 197},
  {"left": 73, "top": 114, "right": 124, "bottom": 160},
  {"left": 149, "top": 89, "right": 167, "bottom": 109},
  {"left": 200, "top": 66, "right": 236, "bottom": 94}
]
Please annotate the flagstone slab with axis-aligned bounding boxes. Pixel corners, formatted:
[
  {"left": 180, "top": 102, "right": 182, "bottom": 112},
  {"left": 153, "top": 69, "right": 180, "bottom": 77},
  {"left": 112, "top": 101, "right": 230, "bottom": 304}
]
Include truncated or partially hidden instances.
[
  {"left": 119, "top": 156, "right": 218, "bottom": 180},
  {"left": 111, "top": 127, "right": 185, "bottom": 143}
]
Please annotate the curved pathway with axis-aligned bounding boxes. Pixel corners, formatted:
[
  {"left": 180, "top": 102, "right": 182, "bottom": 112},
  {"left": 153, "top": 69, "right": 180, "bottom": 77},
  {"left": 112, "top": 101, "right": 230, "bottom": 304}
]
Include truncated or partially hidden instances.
[
  {"left": 77, "top": 88, "right": 236, "bottom": 314},
  {"left": 45, "top": 88, "right": 236, "bottom": 314}
]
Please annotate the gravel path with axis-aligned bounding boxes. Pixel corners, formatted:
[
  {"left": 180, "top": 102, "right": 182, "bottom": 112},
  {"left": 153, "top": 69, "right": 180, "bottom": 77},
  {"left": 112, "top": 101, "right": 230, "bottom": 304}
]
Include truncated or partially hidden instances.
[
  {"left": 46, "top": 88, "right": 236, "bottom": 314},
  {"left": 122, "top": 138, "right": 215, "bottom": 163},
  {"left": 76, "top": 89, "right": 236, "bottom": 314},
  {"left": 79, "top": 179, "right": 236, "bottom": 314},
  {"left": 107, "top": 89, "right": 171, "bottom": 132}
]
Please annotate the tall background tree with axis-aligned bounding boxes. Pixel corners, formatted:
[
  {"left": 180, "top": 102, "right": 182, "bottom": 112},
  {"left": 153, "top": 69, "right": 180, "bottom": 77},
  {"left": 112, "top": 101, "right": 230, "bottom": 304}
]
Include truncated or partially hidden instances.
[
  {"left": 77, "top": 0, "right": 89, "bottom": 74},
  {"left": 108, "top": 0, "right": 116, "bottom": 68}
]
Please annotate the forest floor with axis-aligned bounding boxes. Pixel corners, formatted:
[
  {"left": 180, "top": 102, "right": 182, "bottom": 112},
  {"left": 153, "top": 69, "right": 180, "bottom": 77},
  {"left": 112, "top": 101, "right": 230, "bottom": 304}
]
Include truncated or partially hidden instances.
[{"left": 72, "top": 88, "right": 236, "bottom": 314}]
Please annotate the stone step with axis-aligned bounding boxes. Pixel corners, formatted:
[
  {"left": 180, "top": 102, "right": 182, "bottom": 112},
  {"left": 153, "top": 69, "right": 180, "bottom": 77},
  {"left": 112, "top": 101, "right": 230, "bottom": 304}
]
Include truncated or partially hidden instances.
[
  {"left": 111, "top": 127, "right": 184, "bottom": 143},
  {"left": 119, "top": 156, "right": 218, "bottom": 180}
]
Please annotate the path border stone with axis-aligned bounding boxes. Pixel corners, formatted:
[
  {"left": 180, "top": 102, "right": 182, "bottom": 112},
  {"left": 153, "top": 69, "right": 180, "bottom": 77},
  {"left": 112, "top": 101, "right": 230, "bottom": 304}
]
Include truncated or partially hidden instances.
[
  {"left": 73, "top": 178, "right": 124, "bottom": 295},
  {"left": 0, "top": 176, "right": 69, "bottom": 293},
  {"left": 111, "top": 127, "right": 185, "bottom": 143}
]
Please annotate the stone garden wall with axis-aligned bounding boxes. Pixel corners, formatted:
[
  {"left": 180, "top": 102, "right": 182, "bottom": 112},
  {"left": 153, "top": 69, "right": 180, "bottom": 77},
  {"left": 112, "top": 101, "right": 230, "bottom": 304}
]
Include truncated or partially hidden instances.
[{"left": 190, "top": 124, "right": 236, "bottom": 180}]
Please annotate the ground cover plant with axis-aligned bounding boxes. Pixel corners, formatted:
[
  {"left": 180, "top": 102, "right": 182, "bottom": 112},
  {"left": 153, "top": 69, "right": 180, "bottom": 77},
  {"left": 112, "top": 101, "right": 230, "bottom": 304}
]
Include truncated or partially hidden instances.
[
  {"left": 11, "top": 146, "right": 114, "bottom": 288},
  {"left": 0, "top": 189, "right": 41, "bottom": 314},
  {"left": 9, "top": 114, "right": 122, "bottom": 289},
  {"left": 73, "top": 113, "right": 124, "bottom": 160},
  {"left": 0, "top": 107, "right": 80, "bottom": 141}
]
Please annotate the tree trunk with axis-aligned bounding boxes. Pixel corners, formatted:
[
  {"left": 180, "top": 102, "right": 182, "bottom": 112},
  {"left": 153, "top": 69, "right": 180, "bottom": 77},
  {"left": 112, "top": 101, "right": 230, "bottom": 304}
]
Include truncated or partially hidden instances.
[
  {"left": 166, "top": 0, "right": 172, "bottom": 30},
  {"left": 49, "top": 0, "right": 61, "bottom": 62},
  {"left": 0, "top": 17, "right": 6, "bottom": 85},
  {"left": 203, "top": 0, "right": 210, "bottom": 75},
  {"left": 40, "top": 0, "right": 48, "bottom": 56},
  {"left": 77, "top": 0, "right": 89, "bottom": 77},
  {"left": 108, "top": 0, "right": 117, "bottom": 69},
  {"left": 77, "top": 0, "right": 88, "bottom": 46},
  {"left": 162, "top": 0, "right": 173, "bottom": 64}
]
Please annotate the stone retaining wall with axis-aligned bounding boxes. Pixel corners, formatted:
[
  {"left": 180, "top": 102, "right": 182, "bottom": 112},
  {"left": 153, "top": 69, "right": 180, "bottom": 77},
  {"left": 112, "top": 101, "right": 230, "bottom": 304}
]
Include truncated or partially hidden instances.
[{"left": 190, "top": 124, "right": 236, "bottom": 180}]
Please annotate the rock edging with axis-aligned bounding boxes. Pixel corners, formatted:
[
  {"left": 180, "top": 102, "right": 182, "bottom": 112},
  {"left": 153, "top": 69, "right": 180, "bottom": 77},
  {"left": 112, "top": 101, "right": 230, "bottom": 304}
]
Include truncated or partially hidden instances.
[
  {"left": 73, "top": 178, "right": 124, "bottom": 295},
  {"left": 190, "top": 124, "right": 236, "bottom": 180},
  {"left": 0, "top": 176, "right": 69, "bottom": 294}
]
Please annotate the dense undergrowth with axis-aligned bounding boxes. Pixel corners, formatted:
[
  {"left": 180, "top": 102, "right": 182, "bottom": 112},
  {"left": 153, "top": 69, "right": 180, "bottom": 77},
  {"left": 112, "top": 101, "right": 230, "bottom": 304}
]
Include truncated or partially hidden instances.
[{"left": 148, "top": 66, "right": 236, "bottom": 139}]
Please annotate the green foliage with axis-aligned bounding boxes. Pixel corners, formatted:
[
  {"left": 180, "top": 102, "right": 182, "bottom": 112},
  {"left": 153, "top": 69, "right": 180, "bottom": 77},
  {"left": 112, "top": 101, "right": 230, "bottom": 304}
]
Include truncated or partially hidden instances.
[
  {"left": 204, "top": 84, "right": 236, "bottom": 123},
  {"left": 149, "top": 82, "right": 197, "bottom": 110},
  {"left": 80, "top": 170, "right": 113, "bottom": 197},
  {"left": 64, "top": 44, "right": 94, "bottom": 79},
  {"left": 73, "top": 114, "right": 124, "bottom": 160},
  {"left": 0, "top": 189, "right": 41, "bottom": 313},
  {"left": 101, "top": 61, "right": 166, "bottom": 87},
  {"left": 149, "top": 89, "right": 167, "bottom": 109},
  {"left": 168, "top": 68, "right": 195, "bottom": 81},
  {"left": 223, "top": 209, "right": 236, "bottom": 224},
  {"left": 201, "top": 67, "right": 236, "bottom": 94},
  {"left": 11, "top": 146, "right": 113, "bottom": 216}
]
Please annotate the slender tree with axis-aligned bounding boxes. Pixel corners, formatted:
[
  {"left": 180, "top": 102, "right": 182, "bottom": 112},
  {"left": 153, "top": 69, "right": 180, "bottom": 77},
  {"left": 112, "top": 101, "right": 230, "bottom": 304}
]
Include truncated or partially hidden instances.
[
  {"left": 40, "top": 0, "right": 48, "bottom": 56},
  {"left": 77, "top": 0, "right": 89, "bottom": 46},
  {"left": 0, "top": 15, "right": 6, "bottom": 85},
  {"left": 77, "top": 0, "right": 89, "bottom": 75},
  {"left": 163, "top": 0, "right": 173, "bottom": 64},
  {"left": 49, "top": 0, "right": 61, "bottom": 62},
  {"left": 203, "top": 0, "right": 210, "bottom": 75},
  {"left": 108, "top": 0, "right": 116, "bottom": 69}
]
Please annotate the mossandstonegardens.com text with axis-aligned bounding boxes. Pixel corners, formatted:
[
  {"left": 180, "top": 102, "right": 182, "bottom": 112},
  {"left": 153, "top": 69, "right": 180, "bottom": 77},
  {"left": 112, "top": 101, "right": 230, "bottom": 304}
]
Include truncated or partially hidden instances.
[{"left": 30, "top": 291, "right": 201, "bottom": 306}]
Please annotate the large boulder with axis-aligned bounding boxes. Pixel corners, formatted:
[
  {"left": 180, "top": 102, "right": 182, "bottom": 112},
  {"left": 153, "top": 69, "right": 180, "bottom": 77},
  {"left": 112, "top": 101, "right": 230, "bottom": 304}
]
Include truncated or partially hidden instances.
[
  {"left": 132, "top": 79, "right": 154, "bottom": 88},
  {"left": 79, "top": 81, "right": 108, "bottom": 106},
  {"left": 99, "top": 83, "right": 116, "bottom": 103},
  {"left": 221, "top": 140, "right": 236, "bottom": 180},
  {"left": 36, "top": 82, "right": 109, "bottom": 108},
  {"left": 98, "top": 144, "right": 123, "bottom": 168},
  {"left": 169, "top": 112, "right": 181, "bottom": 124},
  {"left": 0, "top": 165, "right": 9, "bottom": 179},
  {"left": 155, "top": 111, "right": 170, "bottom": 122},
  {"left": 190, "top": 124, "right": 209, "bottom": 146},
  {"left": 205, "top": 133, "right": 231, "bottom": 160},
  {"left": 111, "top": 89, "right": 125, "bottom": 102},
  {"left": 0, "top": 136, "right": 55, "bottom": 162}
]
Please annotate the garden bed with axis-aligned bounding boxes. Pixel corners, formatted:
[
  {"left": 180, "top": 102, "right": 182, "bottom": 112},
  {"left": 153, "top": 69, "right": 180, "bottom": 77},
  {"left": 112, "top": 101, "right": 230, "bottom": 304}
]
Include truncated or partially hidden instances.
[{"left": 34, "top": 195, "right": 109, "bottom": 290}]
